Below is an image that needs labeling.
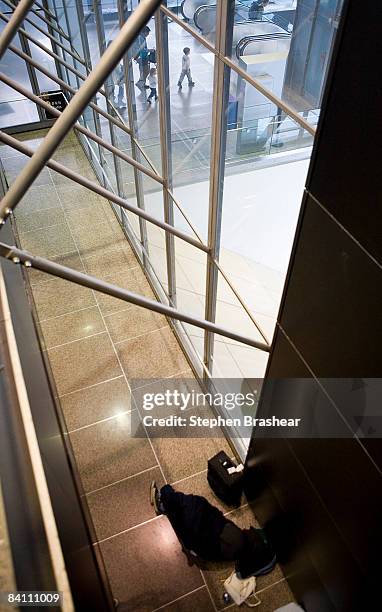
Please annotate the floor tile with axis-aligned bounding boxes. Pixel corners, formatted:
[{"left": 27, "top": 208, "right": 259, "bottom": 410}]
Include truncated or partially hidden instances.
[
  {"left": 200, "top": 505, "right": 284, "bottom": 610},
  {"left": 39, "top": 306, "right": 105, "bottom": 349},
  {"left": 87, "top": 466, "right": 164, "bottom": 541},
  {"left": 47, "top": 332, "right": 122, "bottom": 395},
  {"left": 52, "top": 148, "right": 88, "bottom": 169},
  {"left": 117, "top": 327, "right": 189, "bottom": 386},
  {"left": 5, "top": 166, "right": 52, "bottom": 187},
  {"left": 15, "top": 207, "right": 65, "bottom": 234},
  {"left": 222, "top": 579, "right": 294, "bottom": 612},
  {"left": 69, "top": 223, "right": 122, "bottom": 256},
  {"left": 50, "top": 166, "right": 95, "bottom": 186},
  {"left": 83, "top": 244, "right": 137, "bottom": 279},
  {"left": 156, "top": 587, "right": 214, "bottom": 612},
  {"left": 100, "top": 516, "right": 204, "bottom": 611},
  {"left": 55, "top": 183, "right": 105, "bottom": 212},
  {"left": 69, "top": 412, "right": 156, "bottom": 491},
  {"left": 19, "top": 223, "right": 76, "bottom": 258},
  {"left": 65, "top": 205, "right": 108, "bottom": 231},
  {"left": 16, "top": 184, "right": 61, "bottom": 215},
  {"left": 31, "top": 276, "right": 95, "bottom": 319},
  {"left": 60, "top": 376, "right": 131, "bottom": 431},
  {"left": 94, "top": 267, "right": 154, "bottom": 315},
  {"left": 28, "top": 251, "right": 85, "bottom": 285},
  {"left": 150, "top": 436, "right": 231, "bottom": 484},
  {"left": 105, "top": 306, "right": 166, "bottom": 343}
]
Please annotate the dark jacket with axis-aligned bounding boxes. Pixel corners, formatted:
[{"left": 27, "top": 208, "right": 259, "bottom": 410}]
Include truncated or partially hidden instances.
[{"left": 161, "top": 485, "right": 229, "bottom": 560}]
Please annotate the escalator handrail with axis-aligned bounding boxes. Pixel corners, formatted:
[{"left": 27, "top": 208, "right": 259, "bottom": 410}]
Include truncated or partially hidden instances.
[{"left": 236, "top": 31, "right": 291, "bottom": 59}]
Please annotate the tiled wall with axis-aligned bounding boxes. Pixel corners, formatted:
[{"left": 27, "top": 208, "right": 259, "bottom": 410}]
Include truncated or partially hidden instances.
[{"left": 244, "top": 1, "right": 382, "bottom": 610}]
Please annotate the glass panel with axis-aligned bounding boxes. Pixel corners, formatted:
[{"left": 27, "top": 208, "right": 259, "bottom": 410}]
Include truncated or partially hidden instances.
[
  {"left": 227, "top": 0, "right": 343, "bottom": 122},
  {"left": 0, "top": 27, "right": 39, "bottom": 128},
  {"left": 171, "top": 0, "right": 217, "bottom": 47},
  {"left": 219, "top": 69, "right": 313, "bottom": 325},
  {"left": 167, "top": 18, "right": 214, "bottom": 241},
  {"left": 23, "top": 11, "right": 61, "bottom": 92}
]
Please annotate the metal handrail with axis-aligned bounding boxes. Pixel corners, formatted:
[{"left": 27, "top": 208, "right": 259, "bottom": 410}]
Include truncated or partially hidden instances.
[
  {"left": 32, "top": 0, "right": 71, "bottom": 41},
  {"left": 0, "top": 13, "right": 89, "bottom": 81},
  {"left": 33, "top": 0, "right": 60, "bottom": 22},
  {"left": 8, "top": 43, "right": 135, "bottom": 140},
  {"left": 0, "top": 0, "right": 34, "bottom": 59},
  {"left": 0, "top": 74, "right": 164, "bottom": 186},
  {"left": 2, "top": 0, "right": 82, "bottom": 62},
  {"left": 0, "top": 242, "right": 270, "bottom": 353},
  {"left": 2, "top": 52, "right": 207, "bottom": 246},
  {"left": 0, "top": 131, "right": 208, "bottom": 253},
  {"left": 0, "top": 0, "right": 272, "bottom": 354},
  {"left": 236, "top": 32, "right": 290, "bottom": 59}
]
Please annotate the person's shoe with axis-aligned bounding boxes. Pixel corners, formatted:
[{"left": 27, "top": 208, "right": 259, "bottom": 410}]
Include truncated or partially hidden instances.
[
  {"left": 189, "top": 81, "right": 195, "bottom": 86},
  {"left": 155, "top": 96, "right": 158, "bottom": 101},
  {"left": 150, "top": 480, "right": 163, "bottom": 515},
  {"left": 147, "top": 99, "right": 151, "bottom": 104},
  {"left": 177, "top": 83, "right": 182, "bottom": 89}
]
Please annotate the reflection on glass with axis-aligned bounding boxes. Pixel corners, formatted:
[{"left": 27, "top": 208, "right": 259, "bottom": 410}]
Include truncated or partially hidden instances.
[{"left": 0, "top": 24, "right": 39, "bottom": 127}]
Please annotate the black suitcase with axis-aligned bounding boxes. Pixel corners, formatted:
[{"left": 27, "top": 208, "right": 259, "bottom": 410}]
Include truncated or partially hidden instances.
[{"left": 207, "top": 451, "right": 243, "bottom": 507}]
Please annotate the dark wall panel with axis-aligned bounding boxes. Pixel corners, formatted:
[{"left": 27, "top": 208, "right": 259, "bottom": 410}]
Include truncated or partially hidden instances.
[
  {"left": 306, "top": 2, "right": 382, "bottom": 263},
  {"left": 278, "top": 195, "right": 382, "bottom": 377},
  {"left": 244, "top": 0, "right": 382, "bottom": 610}
]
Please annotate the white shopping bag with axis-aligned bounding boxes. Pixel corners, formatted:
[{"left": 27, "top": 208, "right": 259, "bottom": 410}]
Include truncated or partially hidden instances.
[{"left": 224, "top": 571, "right": 261, "bottom": 607}]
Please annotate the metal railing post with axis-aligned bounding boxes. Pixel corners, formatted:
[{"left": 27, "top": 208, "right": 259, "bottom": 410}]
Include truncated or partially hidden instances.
[
  {"left": 203, "top": 0, "right": 234, "bottom": 376},
  {"left": 155, "top": 2, "right": 176, "bottom": 306},
  {"left": 92, "top": 0, "right": 123, "bottom": 193},
  {"left": 117, "top": 0, "right": 149, "bottom": 264}
]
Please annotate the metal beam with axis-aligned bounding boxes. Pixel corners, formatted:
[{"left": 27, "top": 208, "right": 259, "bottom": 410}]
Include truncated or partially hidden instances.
[
  {"left": 0, "top": 0, "right": 34, "bottom": 59},
  {"left": 0, "top": 242, "right": 270, "bottom": 353},
  {"left": 0, "top": 0, "right": 162, "bottom": 222},
  {"left": 0, "top": 131, "right": 208, "bottom": 254},
  {"left": 0, "top": 73, "right": 165, "bottom": 186},
  {"left": 155, "top": 3, "right": 176, "bottom": 305},
  {"left": 117, "top": 0, "right": 149, "bottom": 264},
  {"left": 203, "top": 0, "right": 233, "bottom": 373},
  {"left": 8, "top": 43, "right": 135, "bottom": 140},
  {"left": 6, "top": 44, "right": 204, "bottom": 244},
  {"left": 1, "top": 0, "right": 83, "bottom": 63},
  {"left": 0, "top": 12, "right": 88, "bottom": 81},
  {"left": 212, "top": 257, "right": 270, "bottom": 346},
  {"left": 33, "top": 0, "right": 60, "bottom": 23}
]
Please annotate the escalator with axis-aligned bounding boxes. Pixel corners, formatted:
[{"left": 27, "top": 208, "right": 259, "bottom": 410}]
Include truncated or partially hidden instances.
[{"left": 179, "top": 1, "right": 317, "bottom": 155}]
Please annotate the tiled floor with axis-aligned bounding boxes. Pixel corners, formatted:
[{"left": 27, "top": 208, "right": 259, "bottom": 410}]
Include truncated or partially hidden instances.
[{"left": 1, "top": 131, "right": 294, "bottom": 611}]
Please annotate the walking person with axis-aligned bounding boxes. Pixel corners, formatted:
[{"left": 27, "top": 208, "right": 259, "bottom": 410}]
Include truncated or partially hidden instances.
[
  {"left": 248, "top": 0, "right": 269, "bottom": 20},
  {"left": 177, "top": 47, "right": 195, "bottom": 89},
  {"left": 147, "top": 67, "right": 158, "bottom": 104},
  {"left": 134, "top": 25, "right": 151, "bottom": 91},
  {"left": 114, "top": 62, "right": 126, "bottom": 108}
]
